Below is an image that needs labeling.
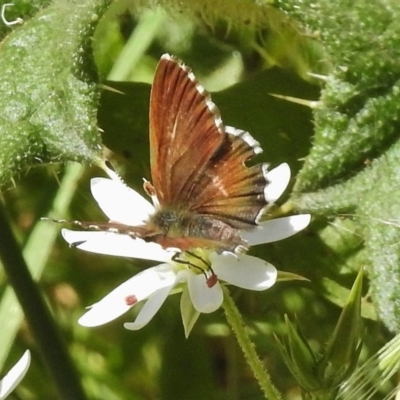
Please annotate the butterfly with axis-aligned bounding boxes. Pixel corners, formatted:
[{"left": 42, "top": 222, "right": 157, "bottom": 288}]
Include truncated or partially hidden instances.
[{"left": 64, "top": 54, "right": 289, "bottom": 254}]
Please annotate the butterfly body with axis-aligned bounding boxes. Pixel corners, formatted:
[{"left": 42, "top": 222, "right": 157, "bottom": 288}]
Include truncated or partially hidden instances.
[{"left": 146, "top": 208, "right": 247, "bottom": 252}]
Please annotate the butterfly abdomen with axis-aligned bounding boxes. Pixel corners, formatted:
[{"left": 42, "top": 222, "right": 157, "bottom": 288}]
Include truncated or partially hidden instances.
[
  {"left": 187, "top": 215, "right": 246, "bottom": 249},
  {"left": 148, "top": 209, "right": 245, "bottom": 251}
]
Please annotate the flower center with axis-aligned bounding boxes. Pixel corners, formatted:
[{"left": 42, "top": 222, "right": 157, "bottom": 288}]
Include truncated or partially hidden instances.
[{"left": 172, "top": 249, "right": 217, "bottom": 286}]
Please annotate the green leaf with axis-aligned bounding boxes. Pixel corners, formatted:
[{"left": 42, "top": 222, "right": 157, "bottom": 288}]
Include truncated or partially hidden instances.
[
  {"left": 319, "top": 269, "right": 363, "bottom": 385},
  {"left": 274, "top": 0, "right": 400, "bottom": 192},
  {"left": 273, "top": 0, "right": 400, "bottom": 333},
  {"left": 278, "top": 316, "right": 321, "bottom": 391},
  {"left": 0, "top": 0, "right": 111, "bottom": 186}
]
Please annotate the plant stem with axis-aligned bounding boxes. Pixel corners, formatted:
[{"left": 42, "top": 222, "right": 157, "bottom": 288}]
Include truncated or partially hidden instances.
[
  {"left": 222, "top": 286, "right": 282, "bottom": 400},
  {"left": 0, "top": 172, "right": 87, "bottom": 400}
]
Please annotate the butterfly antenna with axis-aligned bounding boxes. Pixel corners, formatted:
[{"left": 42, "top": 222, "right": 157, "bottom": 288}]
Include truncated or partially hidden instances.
[{"left": 41, "top": 217, "right": 104, "bottom": 231}]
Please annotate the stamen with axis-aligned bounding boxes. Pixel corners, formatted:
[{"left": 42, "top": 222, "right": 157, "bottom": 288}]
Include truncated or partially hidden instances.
[{"left": 125, "top": 295, "right": 138, "bottom": 306}]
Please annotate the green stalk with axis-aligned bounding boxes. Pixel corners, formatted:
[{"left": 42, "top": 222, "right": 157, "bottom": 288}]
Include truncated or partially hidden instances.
[
  {"left": 222, "top": 286, "right": 282, "bottom": 400},
  {"left": 107, "top": 8, "right": 166, "bottom": 81}
]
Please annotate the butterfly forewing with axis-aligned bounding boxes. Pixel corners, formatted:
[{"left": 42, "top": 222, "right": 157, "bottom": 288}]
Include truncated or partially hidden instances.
[{"left": 149, "top": 54, "right": 225, "bottom": 206}]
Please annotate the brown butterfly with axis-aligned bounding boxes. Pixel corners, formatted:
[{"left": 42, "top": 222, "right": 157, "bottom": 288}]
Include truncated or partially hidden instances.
[{"left": 63, "top": 54, "right": 289, "bottom": 253}]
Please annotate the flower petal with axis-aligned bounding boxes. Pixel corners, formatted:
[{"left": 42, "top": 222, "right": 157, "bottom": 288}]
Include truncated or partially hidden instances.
[
  {"left": 242, "top": 214, "right": 311, "bottom": 246},
  {"left": 124, "top": 285, "right": 173, "bottom": 331},
  {"left": 211, "top": 253, "right": 277, "bottom": 290},
  {"left": 91, "top": 177, "right": 154, "bottom": 225},
  {"left": 62, "top": 229, "right": 174, "bottom": 262},
  {"left": 124, "top": 270, "right": 189, "bottom": 331},
  {"left": 187, "top": 272, "right": 223, "bottom": 313},
  {"left": 0, "top": 350, "right": 31, "bottom": 399},
  {"left": 78, "top": 264, "right": 176, "bottom": 327},
  {"left": 264, "top": 163, "right": 291, "bottom": 202}
]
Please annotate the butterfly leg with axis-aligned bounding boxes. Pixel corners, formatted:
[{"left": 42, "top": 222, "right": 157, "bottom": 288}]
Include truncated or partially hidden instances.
[{"left": 172, "top": 251, "right": 218, "bottom": 288}]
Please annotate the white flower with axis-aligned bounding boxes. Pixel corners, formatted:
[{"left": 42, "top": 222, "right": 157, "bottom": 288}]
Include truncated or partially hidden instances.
[
  {"left": 61, "top": 164, "right": 311, "bottom": 336},
  {"left": 0, "top": 350, "right": 31, "bottom": 400}
]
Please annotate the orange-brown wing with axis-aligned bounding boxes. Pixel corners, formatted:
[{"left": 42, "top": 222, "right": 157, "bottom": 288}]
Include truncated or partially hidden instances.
[
  {"left": 187, "top": 127, "right": 271, "bottom": 229},
  {"left": 149, "top": 54, "right": 225, "bottom": 206}
]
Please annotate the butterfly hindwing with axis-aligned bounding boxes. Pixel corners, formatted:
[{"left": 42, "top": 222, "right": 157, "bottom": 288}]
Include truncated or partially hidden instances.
[{"left": 188, "top": 127, "right": 270, "bottom": 228}]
